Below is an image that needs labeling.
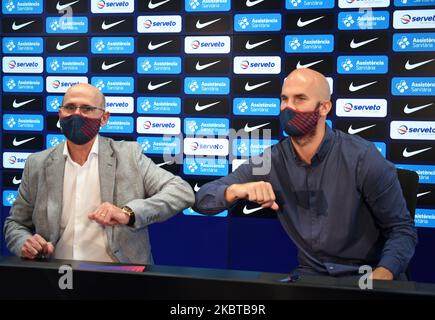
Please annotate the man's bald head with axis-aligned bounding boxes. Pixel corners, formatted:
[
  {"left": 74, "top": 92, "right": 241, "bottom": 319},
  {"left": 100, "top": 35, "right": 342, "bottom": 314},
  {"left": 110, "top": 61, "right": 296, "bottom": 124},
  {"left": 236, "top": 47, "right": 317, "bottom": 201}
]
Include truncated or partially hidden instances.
[
  {"left": 63, "top": 83, "right": 106, "bottom": 109},
  {"left": 284, "top": 68, "right": 331, "bottom": 101}
]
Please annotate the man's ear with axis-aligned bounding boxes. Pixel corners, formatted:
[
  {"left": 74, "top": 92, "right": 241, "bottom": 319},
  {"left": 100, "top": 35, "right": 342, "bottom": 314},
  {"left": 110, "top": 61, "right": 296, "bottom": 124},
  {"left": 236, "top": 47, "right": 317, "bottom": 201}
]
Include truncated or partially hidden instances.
[
  {"left": 100, "top": 112, "right": 110, "bottom": 127},
  {"left": 319, "top": 101, "right": 332, "bottom": 117}
]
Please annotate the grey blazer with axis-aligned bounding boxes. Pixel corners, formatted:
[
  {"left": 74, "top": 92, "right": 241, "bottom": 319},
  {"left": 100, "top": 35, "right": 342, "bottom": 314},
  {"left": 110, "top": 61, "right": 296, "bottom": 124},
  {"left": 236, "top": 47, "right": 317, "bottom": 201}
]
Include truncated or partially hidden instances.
[{"left": 3, "top": 136, "right": 195, "bottom": 264}]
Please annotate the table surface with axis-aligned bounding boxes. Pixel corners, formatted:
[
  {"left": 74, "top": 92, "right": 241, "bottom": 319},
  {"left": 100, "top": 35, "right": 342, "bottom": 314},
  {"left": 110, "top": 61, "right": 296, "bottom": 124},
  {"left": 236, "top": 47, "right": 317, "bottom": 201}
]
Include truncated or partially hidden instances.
[{"left": 1, "top": 256, "right": 435, "bottom": 299}]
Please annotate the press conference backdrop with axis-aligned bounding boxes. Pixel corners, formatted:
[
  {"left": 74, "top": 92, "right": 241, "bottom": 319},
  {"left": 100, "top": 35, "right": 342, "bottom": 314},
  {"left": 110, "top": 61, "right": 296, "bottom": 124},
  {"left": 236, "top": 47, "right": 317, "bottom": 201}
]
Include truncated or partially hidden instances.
[{"left": 1, "top": 0, "right": 435, "bottom": 281}]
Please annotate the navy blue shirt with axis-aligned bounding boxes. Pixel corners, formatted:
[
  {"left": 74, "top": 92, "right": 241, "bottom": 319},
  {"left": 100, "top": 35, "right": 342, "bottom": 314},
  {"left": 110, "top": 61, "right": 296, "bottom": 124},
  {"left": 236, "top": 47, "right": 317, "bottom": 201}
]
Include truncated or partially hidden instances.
[{"left": 194, "top": 127, "right": 417, "bottom": 278}]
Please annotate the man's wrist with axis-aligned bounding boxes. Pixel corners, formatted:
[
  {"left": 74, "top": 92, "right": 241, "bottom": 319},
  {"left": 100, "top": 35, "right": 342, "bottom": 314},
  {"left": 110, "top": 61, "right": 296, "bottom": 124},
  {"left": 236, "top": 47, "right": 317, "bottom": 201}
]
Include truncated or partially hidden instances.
[{"left": 121, "top": 206, "right": 135, "bottom": 226}]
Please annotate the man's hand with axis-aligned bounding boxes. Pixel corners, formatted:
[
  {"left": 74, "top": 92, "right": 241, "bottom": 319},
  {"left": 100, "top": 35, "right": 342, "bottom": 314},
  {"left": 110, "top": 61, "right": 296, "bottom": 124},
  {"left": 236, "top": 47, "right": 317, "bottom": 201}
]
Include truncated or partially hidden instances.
[
  {"left": 21, "top": 234, "right": 54, "bottom": 260},
  {"left": 225, "top": 181, "right": 279, "bottom": 210},
  {"left": 371, "top": 267, "right": 394, "bottom": 280},
  {"left": 88, "top": 202, "right": 129, "bottom": 226}
]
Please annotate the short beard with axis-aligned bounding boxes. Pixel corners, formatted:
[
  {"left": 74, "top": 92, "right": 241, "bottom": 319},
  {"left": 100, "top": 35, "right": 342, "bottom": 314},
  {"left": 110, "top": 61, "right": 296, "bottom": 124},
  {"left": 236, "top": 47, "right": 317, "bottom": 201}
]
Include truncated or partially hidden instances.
[{"left": 291, "top": 126, "right": 317, "bottom": 147}]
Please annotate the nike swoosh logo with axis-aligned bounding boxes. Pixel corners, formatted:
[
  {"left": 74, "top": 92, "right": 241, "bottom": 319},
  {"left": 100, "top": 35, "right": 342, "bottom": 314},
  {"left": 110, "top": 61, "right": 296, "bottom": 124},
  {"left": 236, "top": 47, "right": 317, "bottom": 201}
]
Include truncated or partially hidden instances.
[
  {"left": 244, "top": 122, "right": 270, "bottom": 133},
  {"left": 12, "top": 99, "right": 35, "bottom": 108},
  {"left": 347, "top": 124, "right": 376, "bottom": 135},
  {"left": 195, "top": 60, "right": 221, "bottom": 71},
  {"left": 101, "top": 19, "right": 125, "bottom": 30},
  {"left": 12, "top": 176, "right": 22, "bottom": 184},
  {"left": 297, "top": 16, "right": 324, "bottom": 27},
  {"left": 13, "top": 137, "right": 35, "bottom": 146},
  {"left": 148, "top": 40, "right": 172, "bottom": 51},
  {"left": 195, "top": 101, "right": 220, "bottom": 111},
  {"left": 12, "top": 20, "right": 34, "bottom": 30},
  {"left": 147, "top": 80, "right": 172, "bottom": 91},
  {"left": 246, "top": 0, "right": 265, "bottom": 7},
  {"left": 348, "top": 81, "right": 377, "bottom": 92},
  {"left": 402, "top": 147, "right": 432, "bottom": 158},
  {"left": 56, "top": 40, "right": 79, "bottom": 51},
  {"left": 194, "top": 184, "right": 200, "bottom": 192},
  {"left": 156, "top": 160, "right": 173, "bottom": 167},
  {"left": 296, "top": 60, "right": 323, "bottom": 69},
  {"left": 196, "top": 18, "right": 221, "bottom": 29},
  {"left": 56, "top": 0, "right": 79, "bottom": 11},
  {"left": 101, "top": 60, "right": 125, "bottom": 71},
  {"left": 417, "top": 191, "right": 431, "bottom": 198},
  {"left": 243, "top": 205, "right": 263, "bottom": 215},
  {"left": 405, "top": 59, "right": 435, "bottom": 70},
  {"left": 350, "top": 37, "right": 378, "bottom": 49},
  {"left": 245, "top": 39, "right": 272, "bottom": 50},
  {"left": 404, "top": 103, "right": 433, "bottom": 114},
  {"left": 148, "top": 0, "right": 170, "bottom": 9},
  {"left": 245, "top": 81, "right": 271, "bottom": 91}
]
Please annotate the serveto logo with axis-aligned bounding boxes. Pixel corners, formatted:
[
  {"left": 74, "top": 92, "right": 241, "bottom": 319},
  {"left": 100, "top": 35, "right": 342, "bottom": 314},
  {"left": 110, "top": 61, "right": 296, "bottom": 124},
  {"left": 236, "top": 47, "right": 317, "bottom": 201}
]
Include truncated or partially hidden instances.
[
  {"left": 234, "top": 14, "right": 281, "bottom": 32},
  {"left": 285, "top": 0, "right": 334, "bottom": 9},
  {"left": 3, "top": 114, "right": 44, "bottom": 131},
  {"left": 137, "top": 97, "right": 181, "bottom": 114},
  {"left": 233, "top": 56, "right": 281, "bottom": 74},
  {"left": 137, "top": 117, "right": 180, "bottom": 134},
  {"left": 2, "top": 37, "right": 43, "bottom": 54},
  {"left": 394, "top": 10, "right": 435, "bottom": 29},
  {"left": 184, "top": 138, "right": 229, "bottom": 156},
  {"left": 3, "top": 76, "right": 43, "bottom": 92},
  {"left": 105, "top": 97, "right": 134, "bottom": 114},
  {"left": 2, "top": 56, "right": 43, "bottom": 73},
  {"left": 46, "top": 57, "right": 88, "bottom": 74},
  {"left": 339, "top": 0, "right": 390, "bottom": 8},
  {"left": 392, "top": 77, "right": 435, "bottom": 96},
  {"left": 285, "top": 35, "right": 334, "bottom": 53},
  {"left": 91, "top": 0, "right": 134, "bottom": 13},
  {"left": 2, "top": 0, "right": 43, "bottom": 14},
  {"left": 185, "top": 0, "right": 230, "bottom": 12},
  {"left": 337, "top": 56, "right": 388, "bottom": 74},
  {"left": 391, "top": 121, "right": 435, "bottom": 140},
  {"left": 185, "top": 36, "right": 231, "bottom": 54},
  {"left": 338, "top": 11, "right": 389, "bottom": 30},
  {"left": 46, "top": 17, "right": 88, "bottom": 34},
  {"left": 336, "top": 99, "right": 387, "bottom": 117},
  {"left": 91, "top": 37, "right": 134, "bottom": 54},
  {"left": 137, "top": 16, "right": 181, "bottom": 33},
  {"left": 3, "top": 152, "right": 31, "bottom": 169},
  {"left": 393, "top": 33, "right": 435, "bottom": 52},
  {"left": 46, "top": 76, "right": 88, "bottom": 93},
  {"left": 184, "top": 77, "right": 229, "bottom": 95}
]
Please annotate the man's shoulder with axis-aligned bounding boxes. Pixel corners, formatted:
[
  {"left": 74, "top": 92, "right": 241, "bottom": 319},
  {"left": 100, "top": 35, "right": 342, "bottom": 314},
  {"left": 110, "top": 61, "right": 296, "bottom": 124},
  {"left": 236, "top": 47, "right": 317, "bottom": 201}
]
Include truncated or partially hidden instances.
[
  {"left": 334, "top": 129, "right": 373, "bottom": 153},
  {"left": 26, "top": 143, "right": 63, "bottom": 164},
  {"left": 100, "top": 136, "right": 141, "bottom": 155}
]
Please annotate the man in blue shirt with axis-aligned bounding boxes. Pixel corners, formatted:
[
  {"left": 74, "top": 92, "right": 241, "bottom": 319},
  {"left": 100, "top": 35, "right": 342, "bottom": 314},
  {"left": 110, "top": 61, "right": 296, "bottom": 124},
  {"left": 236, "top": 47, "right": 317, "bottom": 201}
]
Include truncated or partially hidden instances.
[{"left": 194, "top": 68, "right": 417, "bottom": 280}]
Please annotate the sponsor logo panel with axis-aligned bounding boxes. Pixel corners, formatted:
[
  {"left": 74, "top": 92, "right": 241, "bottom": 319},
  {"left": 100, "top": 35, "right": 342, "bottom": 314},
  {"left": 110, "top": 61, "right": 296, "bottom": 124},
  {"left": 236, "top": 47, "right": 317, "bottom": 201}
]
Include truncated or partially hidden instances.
[
  {"left": 137, "top": 136, "right": 180, "bottom": 155},
  {"left": 2, "top": 37, "right": 43, "bottom": 54},
  {"left": 137, "top": 97, "right": 181, "bottom": 114}
]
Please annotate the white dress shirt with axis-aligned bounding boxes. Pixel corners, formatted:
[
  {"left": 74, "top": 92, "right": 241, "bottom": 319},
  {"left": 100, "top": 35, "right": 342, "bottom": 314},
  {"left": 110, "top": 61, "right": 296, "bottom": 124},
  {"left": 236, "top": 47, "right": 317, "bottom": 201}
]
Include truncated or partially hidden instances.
[{"left": 54, "top": 136, "right": 115, "bottom": 262}]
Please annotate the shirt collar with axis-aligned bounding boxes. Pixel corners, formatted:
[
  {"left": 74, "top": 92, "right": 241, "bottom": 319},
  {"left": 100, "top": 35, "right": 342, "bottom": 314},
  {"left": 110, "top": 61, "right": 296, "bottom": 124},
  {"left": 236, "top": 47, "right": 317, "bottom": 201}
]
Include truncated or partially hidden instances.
[
  {"left": 288, "top": 126, "right": 335, "bottom": 166},
  {"left": 63, "top": 135, "right": 99, "bottom": 160}
]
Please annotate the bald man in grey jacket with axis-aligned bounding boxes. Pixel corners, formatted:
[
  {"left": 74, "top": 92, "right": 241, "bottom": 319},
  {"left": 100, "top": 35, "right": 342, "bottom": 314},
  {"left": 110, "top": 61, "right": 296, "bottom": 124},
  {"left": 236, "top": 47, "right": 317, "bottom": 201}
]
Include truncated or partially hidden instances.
[{"left": 4, "top": 83, "right": 194, "bottom": 264}]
